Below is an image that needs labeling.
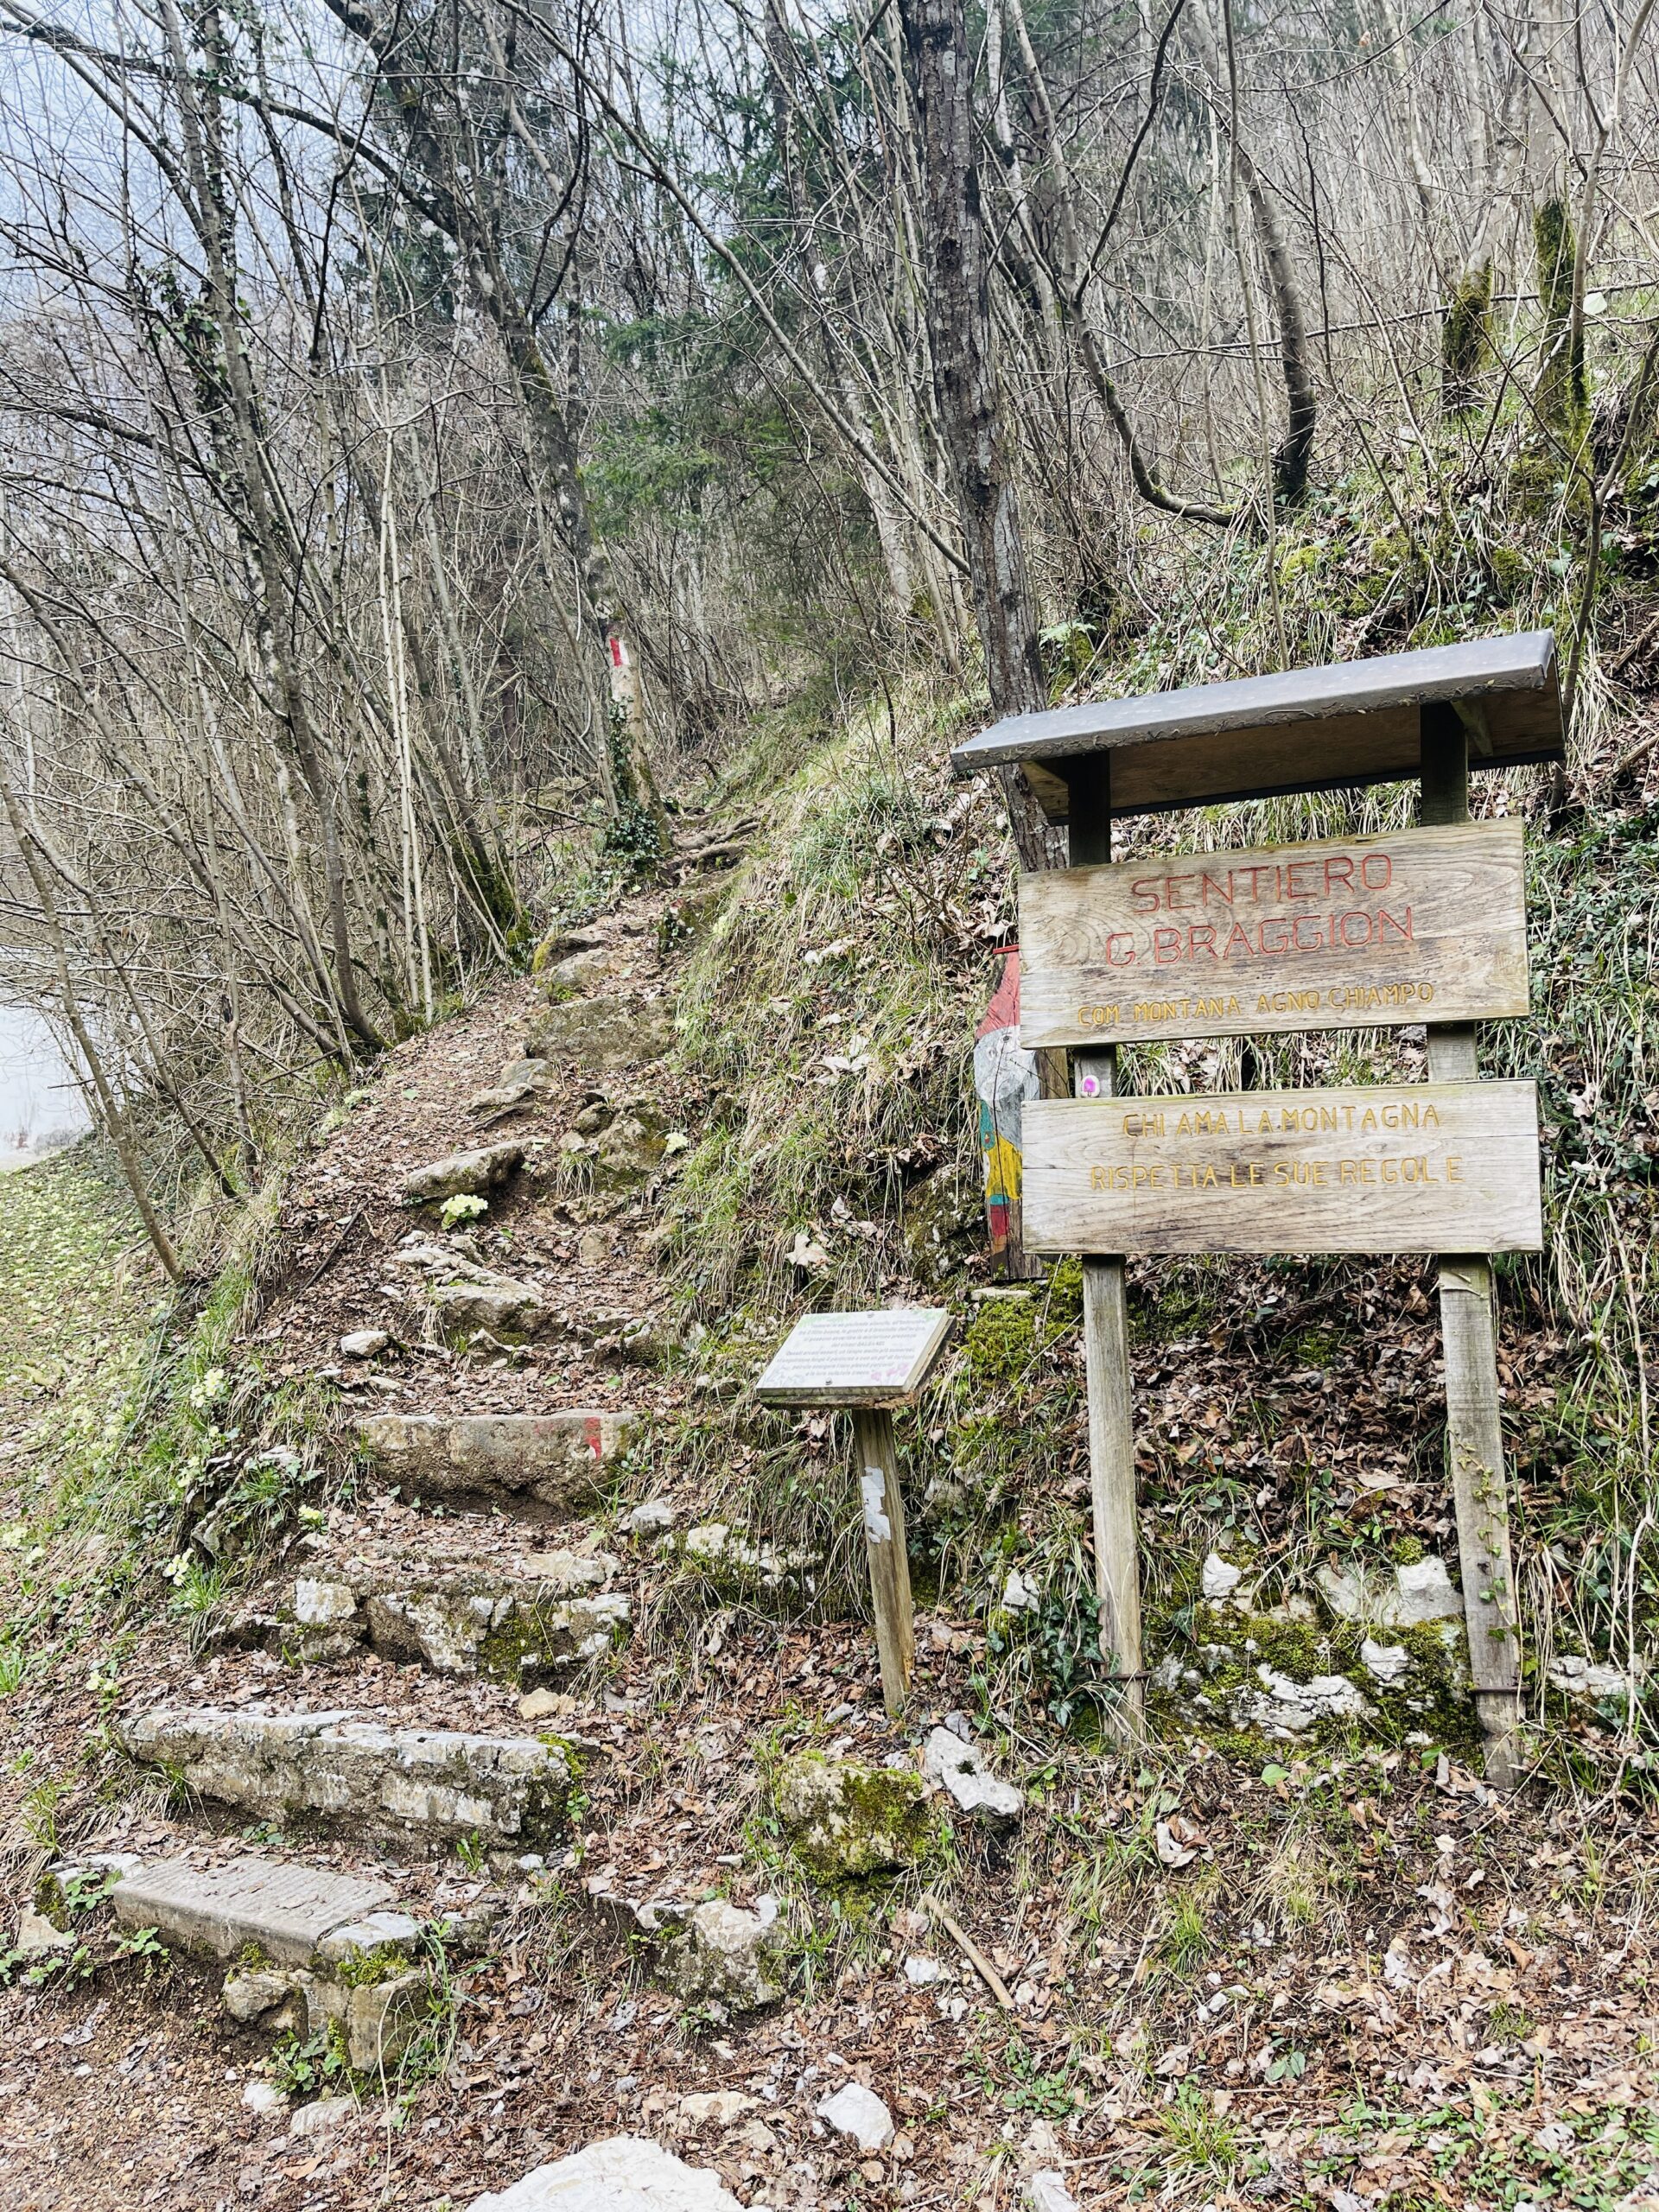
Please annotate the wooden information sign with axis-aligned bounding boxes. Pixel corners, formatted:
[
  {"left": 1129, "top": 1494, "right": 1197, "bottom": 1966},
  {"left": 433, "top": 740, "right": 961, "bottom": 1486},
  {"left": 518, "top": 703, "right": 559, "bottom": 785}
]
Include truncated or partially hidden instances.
[
  {"left": 948, "top": 634, "right": 1562, "bottom": 1789},
  {"left": 1022, "top": 1082, "right": 1542, "bottom": 1255},
  {"left": 1018, "top": 821, "right": 1529, "bottom": 1048},
  {"left": 757, "top": 1308, "right": 953, "bottom": 1715},
  {"left": 754, "top": 1308, "right": 953, "bottom": 1408}
]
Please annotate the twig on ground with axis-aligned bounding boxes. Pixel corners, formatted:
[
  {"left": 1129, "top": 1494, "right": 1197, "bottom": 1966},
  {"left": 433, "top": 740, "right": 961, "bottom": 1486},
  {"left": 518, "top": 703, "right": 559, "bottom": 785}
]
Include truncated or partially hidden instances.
[{"left": 922, "top": 1891, "right": 1014, "bottom": 2010}]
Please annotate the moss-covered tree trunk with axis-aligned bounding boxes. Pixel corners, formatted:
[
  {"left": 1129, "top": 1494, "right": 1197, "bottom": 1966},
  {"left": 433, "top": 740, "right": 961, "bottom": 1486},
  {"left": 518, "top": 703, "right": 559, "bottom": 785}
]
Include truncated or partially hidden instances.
[
  {"left": 1535, "top": 197, "right": 1587, "bottom": 437},
  {"left": 1442, "top": 260, "right": 1494, "bottom": 414}
]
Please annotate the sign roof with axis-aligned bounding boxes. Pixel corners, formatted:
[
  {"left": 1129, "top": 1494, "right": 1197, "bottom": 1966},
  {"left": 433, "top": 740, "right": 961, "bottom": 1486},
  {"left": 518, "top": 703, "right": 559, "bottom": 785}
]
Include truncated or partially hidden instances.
[{"left": 949, "top": 630, "right": 1562, "bottom": 821}]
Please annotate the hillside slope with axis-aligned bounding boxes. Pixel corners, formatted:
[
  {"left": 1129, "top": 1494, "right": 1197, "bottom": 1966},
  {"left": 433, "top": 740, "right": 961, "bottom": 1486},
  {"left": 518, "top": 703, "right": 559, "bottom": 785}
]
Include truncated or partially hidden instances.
[{"left": 1, "top": 705, "right": 1657, "bottom": 2212}]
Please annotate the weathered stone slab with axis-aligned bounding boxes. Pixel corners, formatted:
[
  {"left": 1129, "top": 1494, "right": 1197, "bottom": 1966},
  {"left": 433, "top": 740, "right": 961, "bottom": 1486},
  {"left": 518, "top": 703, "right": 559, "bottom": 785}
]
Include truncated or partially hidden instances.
[
  {"left": 120, "top": 1708, "right": 573, "bottom": 1846},
  {"left": 359, "top": 1411, "right": 633, "bottom": 1510},
  {"left": 108, "top": 1855, "right": 393, "bottom": 1967},
  {"left": 467, "top": 2136, "right": 745, "bottom": 2212},
  {"left": 524, "top": 995, "right": 676, "bottom": 1074},
  {"left": 1317, "top": 1554, "right": 1463, "bottom": 1626},
  {"left": 427, "top": 1275, "right": 547, "bottom": 1337},
  {"left": 401, "top": 1142, "right": 525, "bottom": 1206},
  {"left": 361, "top": 1584, "right": 628, "bottom": 1680}
]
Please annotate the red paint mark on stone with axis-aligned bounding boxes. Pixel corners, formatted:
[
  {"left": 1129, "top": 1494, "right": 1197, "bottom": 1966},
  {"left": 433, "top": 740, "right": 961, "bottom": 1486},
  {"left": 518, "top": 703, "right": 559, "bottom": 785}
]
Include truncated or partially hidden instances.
[{"left": 584, "top": 1415, "right": 605, "bottom": 1461}]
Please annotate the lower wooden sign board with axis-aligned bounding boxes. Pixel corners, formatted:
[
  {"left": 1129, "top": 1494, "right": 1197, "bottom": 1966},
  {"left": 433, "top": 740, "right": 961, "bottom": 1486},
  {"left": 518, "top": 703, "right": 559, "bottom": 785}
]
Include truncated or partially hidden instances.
[
  {"left": 1022, "top": 1081, "right": 1542, "bottom": 1255},
  {"left": 755, "top": 1307, "right": 953, "bottom": 1408},
  {"left": 1017, "top": 820, "right": 1528, "bottom": 1048}
]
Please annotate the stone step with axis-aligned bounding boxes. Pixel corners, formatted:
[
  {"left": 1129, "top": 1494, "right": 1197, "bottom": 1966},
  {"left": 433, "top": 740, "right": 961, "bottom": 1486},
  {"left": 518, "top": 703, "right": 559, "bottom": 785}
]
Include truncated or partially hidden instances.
[
  {"left": 384, "top": 1238, "right": 550, "bottom": 1339},
  {"left": 467, "top": 2136, "right": 745, "bottom": 2211},
  {"left": 119, "top": 1707, "right": 574, "bottom": 1847},
  {"left": 399, "top": 1141, "right": 525, "bottom": 1207},
  {"left": 273, "top": 1547, "right": 628, "bottom": 1680},
  {"left": 523, "top": 992, "right": 675, "bottom": 1072},
  {"left": 27, "top": 1853, "right": 434, "bottom": 2071},
  {"left": 113, "top": 1854, "right": 400, "bottom": 1965},
  {"left": 359, "top": 1410, "right": 634, "bottom": 1510}
]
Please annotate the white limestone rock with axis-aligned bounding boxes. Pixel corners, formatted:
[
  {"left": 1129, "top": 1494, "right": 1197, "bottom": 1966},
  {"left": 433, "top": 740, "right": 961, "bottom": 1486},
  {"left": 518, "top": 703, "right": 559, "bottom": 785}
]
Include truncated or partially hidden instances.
[
  {"left": 817, "top": 2082, "right": 893, "bottom": 2152},
  {"left": 294, "top": 1579, "right": 359, "bottom": 1630},
  {"left": 1234, "top": 1665, "right": 1372, "bottom": 1738},
  {"left": 681, "top": 1522, "right": 813, "bottom": 1591},
  {"left": 1549, "top": 1656, "right": 1634, "bottom": 1704},
  {"left": 14, "top": 1907, "right": 72, "bottom": 1958},
  {"left": 340, "top": 1330, "right": 390, "bottom": 1360},
  {"left": 1360, "top": 1637, "right": 1413, "bottom": 1685},
  {"left": 1025, "top": 2175, "right": 1080, "bottom": 2212},
  {"left": 467, "top": 1059, "right": 549, "bottom": 1116},
  {"left": 223, "top": 1967, "right": 303, "bottom": 2025},
  {"left": 1318, "top": 1555, "right": 1461, "bottom": 1627},
  {"left": 922, "top": 1727, "right": 1024, "bottom": 1824},
  {"left": 1201, "top": 1553, "right": 1244, "bottom": 1602},
  {"left": 772, "top": 1753, "right": 936, "bottom": 1878},
  {"left": 625, "top": 1498, "right": 677, "bottom": 1541},
  {"left": 1001, "top": 1568, "right": 1039, "bottom": 1611},
  {"left": 1393, "top": 1557, "right": 1464, "bottom": 1624},
  {"left": 400, "top": 1141, "right": 524, "bottom": 1206},
  {"left": 655, "top": 1896, "right": 785, "bottom": 2012},
  {"left": 427, "top": 1274, "right": 546, "bottom": 1338},
  {"left": 315, "top": 1909, "right": 423, "bottom": 1965},
  {"left": 677, "top": 2090, "right": 757, "bottom": 2127},
  {"left": 466, "top": 2135, "right": 745, "bottom": 2211},
  {"left": 289, "top": 2095, "right": 359, "bottom": 2139}
]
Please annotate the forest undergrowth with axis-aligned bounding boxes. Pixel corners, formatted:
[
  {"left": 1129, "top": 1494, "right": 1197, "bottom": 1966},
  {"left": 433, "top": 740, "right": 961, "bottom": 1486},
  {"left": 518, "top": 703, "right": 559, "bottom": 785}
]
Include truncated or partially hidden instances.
[{"left": 0, "top": 441, "right": 1656, "bottom": 2212}]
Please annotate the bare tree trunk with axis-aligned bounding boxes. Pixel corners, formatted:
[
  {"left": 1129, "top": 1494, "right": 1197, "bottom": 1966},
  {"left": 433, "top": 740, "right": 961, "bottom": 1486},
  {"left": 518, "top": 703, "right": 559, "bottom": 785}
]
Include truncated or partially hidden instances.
[
  {"left": 1, "top": 779, "right": 183, "bottom": 1281},
  {"left": 323, "top": 0, "right": 668, "bottom": 854},
  {"left": 898, "top": 0, "right": 1063, "bottom": 872},
  {"left": 162, "top": 0, "right": 385, "bottom": 1051}
]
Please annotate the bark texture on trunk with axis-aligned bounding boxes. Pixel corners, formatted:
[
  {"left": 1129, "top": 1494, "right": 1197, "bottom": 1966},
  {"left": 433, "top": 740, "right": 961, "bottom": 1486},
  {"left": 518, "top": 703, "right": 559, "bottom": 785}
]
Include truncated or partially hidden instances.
[
  {"left": 322, "top": 0, "right": 666, "bottom": 850},
  {"left": 899, "top": 0, "right": 1062, "bottom": 871}
]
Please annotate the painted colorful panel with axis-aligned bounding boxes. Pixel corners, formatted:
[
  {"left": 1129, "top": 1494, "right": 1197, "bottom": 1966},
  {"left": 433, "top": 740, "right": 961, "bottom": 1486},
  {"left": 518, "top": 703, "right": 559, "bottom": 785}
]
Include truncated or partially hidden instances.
[{"left": 973, "top": 947, "right": 1039, "bottom": 1270}]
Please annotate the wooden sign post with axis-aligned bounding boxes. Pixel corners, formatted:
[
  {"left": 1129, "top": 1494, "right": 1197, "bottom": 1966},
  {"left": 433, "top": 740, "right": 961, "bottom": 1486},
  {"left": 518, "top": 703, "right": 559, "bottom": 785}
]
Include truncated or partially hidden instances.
[
  {"left": 756, "top": 1308, "right": 953, "bottom": 1717},
  {"left": 951, "top": 632, "right": 1563, "bottom": 1783},
  {"left": 1421, "top": 703, "right": 1525, "bottom": 1786},
  {"left": 1065, "top": 755, "right": 1145, "bottom": 1734},
  {"left": 1017, "top": 819, "right": 1529, "bottom": 1048}
]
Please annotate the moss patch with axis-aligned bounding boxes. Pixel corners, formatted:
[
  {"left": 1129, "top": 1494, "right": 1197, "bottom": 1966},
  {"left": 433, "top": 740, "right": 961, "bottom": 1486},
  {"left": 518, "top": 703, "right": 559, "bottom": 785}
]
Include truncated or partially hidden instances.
[
  {"left": 1148, "top": 1602, "right": 1478, "bottom": 1755},
  {"left": 772, "top": 1751, "right": 941, "bottom": 1882}
]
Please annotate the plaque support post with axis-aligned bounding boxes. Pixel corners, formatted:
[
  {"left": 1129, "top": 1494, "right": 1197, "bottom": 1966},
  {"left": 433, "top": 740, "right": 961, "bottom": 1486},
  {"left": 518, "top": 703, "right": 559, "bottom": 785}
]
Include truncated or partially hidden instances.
[
  {"left": 850, "top": 1407, "right": 916, "bottom": 1719},
  {"left": 1063, "top": 755, "right": 1145, "bottom": 1736},
  {"left": 1421, "top": 705, "right": 1523, "bottom": 1787}
]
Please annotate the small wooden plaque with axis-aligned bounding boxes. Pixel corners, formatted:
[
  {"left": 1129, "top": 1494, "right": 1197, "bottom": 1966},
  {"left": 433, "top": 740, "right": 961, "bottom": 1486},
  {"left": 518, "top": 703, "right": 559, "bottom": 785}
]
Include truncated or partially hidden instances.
[
  {"left": 1023, "top": 1082, "right": 1542, "bottom": 1255},
  {"left": 755, "top": 1309, "right": 954, "bottom": 1408},
  {"left": 1019, "top": 821, "right": 1529, "bottom": 1048}
]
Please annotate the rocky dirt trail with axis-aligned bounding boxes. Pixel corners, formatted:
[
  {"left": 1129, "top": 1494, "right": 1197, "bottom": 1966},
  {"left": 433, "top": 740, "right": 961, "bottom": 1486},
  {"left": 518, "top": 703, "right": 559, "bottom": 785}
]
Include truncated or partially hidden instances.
[{"left": 3, "top": 834, "right": 1659, "bottom": 2212}]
